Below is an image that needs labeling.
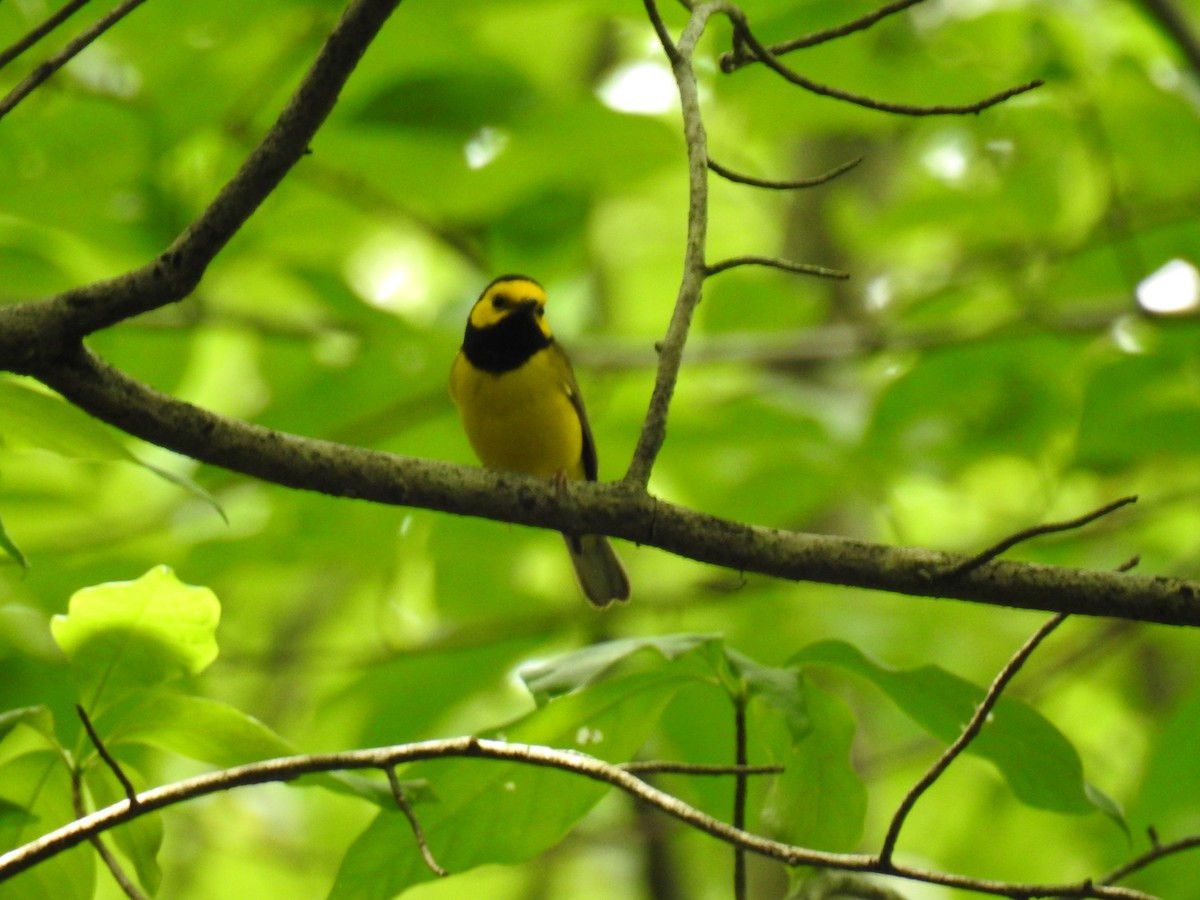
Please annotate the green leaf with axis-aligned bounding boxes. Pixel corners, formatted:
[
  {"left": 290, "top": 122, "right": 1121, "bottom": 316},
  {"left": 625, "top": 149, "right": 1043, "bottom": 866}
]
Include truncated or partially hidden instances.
[
  {"left": 758, "top": 681, "right": 866, "bottom": 854},
  {"left": 791, "top": 640, "right": 1094, "bottom": 815},
  {"left": 518, "top": 632, "right": 724, "bottom": 704},
  {"left": 50, "top": 566, "right": 221, "bottom": 713},
  {"left": 85, "top": 761, "right": 162, "bottom": 895},
  {"left": 329, "top": 659, "right": 704, "bottom": 899},
  {"left": 0, "top": 749, "right": 94, "bottom": 900},
  {"left": 0, "top": 377, "right": 128, "bottom": 461},
  {"left": 353, "top": 66, "right": 538, "bottom": 135},
  {"left": 103, "top": 692, "right": 291, "bottom": 769},
  {"left": 0, "top": 706, "right": 56, "bottom": 745},
  {"left": 727, "top": 649, "right": 810, "bottom": 743},
  {"left": 0, "top": 377, "right": 225, "bottom": 520}
]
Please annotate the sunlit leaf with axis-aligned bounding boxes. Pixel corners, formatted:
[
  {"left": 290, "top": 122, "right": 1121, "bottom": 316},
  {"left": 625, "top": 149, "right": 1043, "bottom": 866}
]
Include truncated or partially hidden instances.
[{"left": 50, "top": 566, "right": 220, "bottom": 713}]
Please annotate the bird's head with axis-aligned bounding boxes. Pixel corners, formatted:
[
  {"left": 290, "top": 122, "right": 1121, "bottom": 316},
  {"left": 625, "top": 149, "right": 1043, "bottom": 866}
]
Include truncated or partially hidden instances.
[{"left": 468, "top": 274, "right": 551, "bottom": 339}]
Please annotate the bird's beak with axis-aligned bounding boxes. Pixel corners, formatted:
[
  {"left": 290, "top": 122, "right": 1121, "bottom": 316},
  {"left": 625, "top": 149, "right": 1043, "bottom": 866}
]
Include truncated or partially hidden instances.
[{"left": 517, "top": 298, "right": 551, "bottom": 338}]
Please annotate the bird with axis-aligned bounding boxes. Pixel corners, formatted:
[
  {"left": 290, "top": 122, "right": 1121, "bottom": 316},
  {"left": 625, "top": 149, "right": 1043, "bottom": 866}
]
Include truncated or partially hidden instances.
[{"left": 449, "top": 274, "right": 630, "bottom": 607}]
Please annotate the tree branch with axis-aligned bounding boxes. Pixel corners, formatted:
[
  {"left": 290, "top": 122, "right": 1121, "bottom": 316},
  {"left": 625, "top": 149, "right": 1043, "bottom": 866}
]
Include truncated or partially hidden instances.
[
  {"left": 721, "top": 6, "right": 1043, "bottom": 116},
  {"left": 0, "top": 737, "right": 1162, "bottom": 899},
  {"left": 20, "top": 345, "right": 1200, "bottom": 627},
  {"left": 0, "top": 0, "right": 95, "bottom": 73},
  {"left": 0, "top": 0, "right": 152, "bottom": 122},
  {"left": 877, "top": 613, "right": 1068, "bottom": 864},
  {"left": 0, "top": 0, "right": 404, "bottom": 370},
  {"left": 719, "top": 0, "right": 927, "bottom": 72},
  {"left": 624, "top": 0, "right": 714, "bottom": 489}
]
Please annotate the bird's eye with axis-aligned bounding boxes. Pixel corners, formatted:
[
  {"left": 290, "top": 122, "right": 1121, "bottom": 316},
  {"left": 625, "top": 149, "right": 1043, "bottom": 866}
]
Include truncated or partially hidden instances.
[
  {"left": 491, "top": 294, "right": 508, "bottom": 310},
  {"left": 535, "top": 306, "right": 545, "bottom": 317}
]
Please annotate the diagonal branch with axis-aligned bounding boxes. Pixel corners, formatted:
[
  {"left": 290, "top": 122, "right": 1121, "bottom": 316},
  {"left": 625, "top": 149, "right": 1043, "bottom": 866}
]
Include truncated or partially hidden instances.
[
  {"left": 720, "top": 0, "right": 928, "bottom": 72},
  {"left": 22, "top": 345, "right": 1200, "bottom": 628},
  {"left": 721, "top": 6, "right": 1043, "bottom": 116},
  {"left": 0, "top": 0, "right": 152, "bottom": 122},
  {"left": 0, "top": 0, "right": 404, "bottom": 370},
  {"left": 0, "top": 0, "right": 96, "bottom": 73},
  {"left": 0, "top": 737, "right": 1161, "bottom": 899},
  {"left": 877, "top": 613, "right": 1068, "bottom": 864}
]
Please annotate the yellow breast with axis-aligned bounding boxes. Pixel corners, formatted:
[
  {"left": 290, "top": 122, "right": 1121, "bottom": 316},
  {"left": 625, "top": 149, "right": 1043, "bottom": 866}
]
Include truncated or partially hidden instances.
[{"left": 451, "top": 348, "right": 586, "bottom": 480}]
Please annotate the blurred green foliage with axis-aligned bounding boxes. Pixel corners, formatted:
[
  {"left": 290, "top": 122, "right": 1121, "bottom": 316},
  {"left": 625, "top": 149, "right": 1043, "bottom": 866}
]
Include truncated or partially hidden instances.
[{"left": 1, "top": 0, "right": 1199, "bottom": 897}]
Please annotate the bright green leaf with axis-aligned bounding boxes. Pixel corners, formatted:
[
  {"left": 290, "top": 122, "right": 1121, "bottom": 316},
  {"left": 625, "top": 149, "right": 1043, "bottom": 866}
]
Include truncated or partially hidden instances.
[{"left": 50, "top": 566, "right": 220, "bottom": 713}]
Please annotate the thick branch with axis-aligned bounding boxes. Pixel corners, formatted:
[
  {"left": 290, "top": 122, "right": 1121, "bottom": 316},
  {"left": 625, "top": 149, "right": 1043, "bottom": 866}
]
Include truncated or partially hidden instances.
[
  {"left": 26, "top": 346, "right": 1200, "bottom": 628},
  {"left": 0, "top": 0, "right": 403, "bottom": 371},
  {"left": 0, "top": 738, "right": 1158, "bottom": 899}
]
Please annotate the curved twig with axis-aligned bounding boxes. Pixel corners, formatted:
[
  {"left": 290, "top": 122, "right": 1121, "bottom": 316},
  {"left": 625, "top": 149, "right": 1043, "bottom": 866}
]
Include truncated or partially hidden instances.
[
  {"left": 723, "top": 7, "right": 1043, "bottom": 116},
  {"left": 705, "top": 254, "right": 849, "bottom": 280},
  {"left": 0, "top": 738, "right": 1161, "bottom": 899},
  {"left": 0, "top": 0, "right": 404, "bottom": 367},
  {"left": 942, "top": 497, "right": 1139, "bottom": 580},
  {"left": 877, "top": 613, "right": 1068, "bottom": 864},
  {"left": 707, "top": 156, "right": 863, "bottom": 190},
  {"left": 720, "top": 0, "right": 927, "bottom": 71}
]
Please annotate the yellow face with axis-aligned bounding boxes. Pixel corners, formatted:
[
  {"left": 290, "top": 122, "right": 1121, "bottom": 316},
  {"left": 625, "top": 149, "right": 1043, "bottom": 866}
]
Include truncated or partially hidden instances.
[{"left": 468, "top": 276, "right": 552, "bottom": 339}]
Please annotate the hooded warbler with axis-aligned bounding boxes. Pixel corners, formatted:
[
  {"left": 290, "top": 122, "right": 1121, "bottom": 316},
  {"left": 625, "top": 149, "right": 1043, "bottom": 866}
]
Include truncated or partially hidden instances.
[{"left": 450, "top": 275, "right": 630, "bottom": 607}]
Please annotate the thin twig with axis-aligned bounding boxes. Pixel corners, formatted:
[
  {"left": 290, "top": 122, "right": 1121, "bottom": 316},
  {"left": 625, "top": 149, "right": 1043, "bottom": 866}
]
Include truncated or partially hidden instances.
[
  {"left": 942, "top": 496, "right": 1139, "bottom": 580},
  {"left": 724, "top": 8, "right": 1043, "bottom": 117},
  {"left": 624, "top": 0, "right": 715, "bottom": 488},
  {"left": 0, "top": 0, "right": 152, "bottom": 122},
  {"left": 877, "top": 613, "right": 1068, "bottom": 865},
  {"left": 621, "top": 761, "right": 782, "bottom": 776},
  {"left": 642, "top": 0, "right": 682, "bottom": 63},
  {"left": 708, "top": 156, "right": 863, "bottom": 190},
  {"left": 706, "top": 255, "right": 849, "bottom": 280},
  {"left": 720, "top": 0, "right": 928, "bottom": 72},
  {"left": 0, "top": 0, "right": 405, "bottom": 354},
  {"left": 76, "top": 705, "right": 138, "bottom": 806},
  {"left": 0, "top": 0, "right": 95, "bottom": 73},
  {"left": 1102, "top": 832, "right": 1200, "bottom": 884},
  {"left": 70, "top": 770, "right": 148, "bottom": 900},
  {"left": 385, "top": 767, "right": 447, "bottom": 877},
  {"left": 732, "top": 696, "right": 749, "bottom": 900}
]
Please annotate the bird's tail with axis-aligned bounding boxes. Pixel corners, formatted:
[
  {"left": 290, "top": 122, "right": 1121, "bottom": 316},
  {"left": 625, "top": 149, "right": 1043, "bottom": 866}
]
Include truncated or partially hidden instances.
[{"left": 564, "top": 534, "right": 630, "bottom": 607}]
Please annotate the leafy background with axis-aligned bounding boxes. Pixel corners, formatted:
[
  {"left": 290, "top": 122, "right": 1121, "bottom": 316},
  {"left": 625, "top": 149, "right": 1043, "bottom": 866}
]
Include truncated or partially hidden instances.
[{"left": 1, "top": 0, "right": 1200, "bottom": 897}]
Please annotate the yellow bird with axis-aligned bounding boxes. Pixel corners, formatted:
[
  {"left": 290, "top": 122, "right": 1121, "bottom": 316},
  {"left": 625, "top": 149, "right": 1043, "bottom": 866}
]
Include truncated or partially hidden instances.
[{"left": 450, "top": 274, "right": 630, "bottom": 607}]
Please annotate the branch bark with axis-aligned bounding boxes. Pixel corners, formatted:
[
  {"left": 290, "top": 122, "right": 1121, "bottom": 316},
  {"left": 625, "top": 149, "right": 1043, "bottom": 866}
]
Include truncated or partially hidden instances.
[
  {"left": 0, "top": 738, "right": 1160, "bottom": 900},
  {"left": 22, "top": 345, "right": 1200, "bottom": 627}
]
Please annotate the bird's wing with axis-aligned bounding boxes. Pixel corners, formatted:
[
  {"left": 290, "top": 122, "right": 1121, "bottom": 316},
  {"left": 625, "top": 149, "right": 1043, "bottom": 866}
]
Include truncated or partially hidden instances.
[{"left": 551, "top": 342, "right": 598, "bottom": 482}]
